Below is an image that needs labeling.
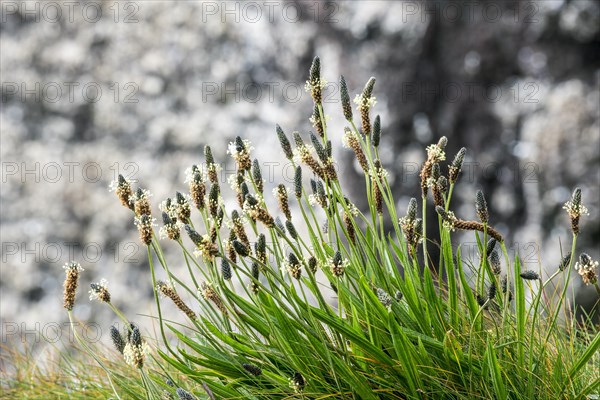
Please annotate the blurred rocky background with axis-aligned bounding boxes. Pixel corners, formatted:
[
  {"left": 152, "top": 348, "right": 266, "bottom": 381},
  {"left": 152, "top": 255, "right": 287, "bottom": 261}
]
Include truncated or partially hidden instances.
[{"left": 1, "top": 0, "right": 599, "bottom": 353}]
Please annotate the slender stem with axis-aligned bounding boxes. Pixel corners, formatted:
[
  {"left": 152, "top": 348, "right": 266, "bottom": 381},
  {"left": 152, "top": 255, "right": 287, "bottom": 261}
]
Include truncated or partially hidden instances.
[{"left": 422, "top": 196, "right": 428, "bottom": 269}]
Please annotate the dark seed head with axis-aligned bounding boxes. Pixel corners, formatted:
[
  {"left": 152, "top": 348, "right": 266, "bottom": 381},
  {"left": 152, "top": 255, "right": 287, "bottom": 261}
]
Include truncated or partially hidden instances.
[
  {"left": 309, "top": 56, "right": 320, "bottom": 85},
  {"left": 486, "top": 239, "right": 497, "bottom": 256},
  {"left": 276, "top": 124, "right": 293, "bottom": 159},
  {"left": 431, "top": 163, "right": 440, "bottom": 181},
  {"left": 130, "top": 326, "right": 142, "bottom": 347},
  {"left": 185, "top": 225, "right": 202, "bottom": 246},
  {"left": 221, "top": 259, "right": 232, "bottom": 280},
  {"left": 291, "top": 371, "right": 306, "bottom": 392},
  {"left": 362, "top": 77, "right": 376, "bottom": 99},
  {"left": 232, "top": 240, "right": 249, "bottom": 257},
  {"left": 285, "top": 220, "right": 298, "bottom": 239},
  {"left": 340, "top": 75, "right": 353, "bottom": 121},
  {"left": 405, "top": 198, "right": 417, "bottom": 221},
  {"left": 475, "top": 190, "right": 489, "bottom": 224},
  {"left": 310, "top": 179, "right": 317, "bottom": 194},
  {"left": 252, "top": 160, "right": 262, "bottom": 191},
  {"left": 293, "top": 131, "right": 304, "bottom": 148},
  {"left": 520, "top": 270, "right": 540, "bottom": 280},
  {"left": 176, "top": 387, "right": 196, "bottom": 400},
  {"left": 311, "top": 132, "right": 328, "bottom": 163},
  {"left": 294, "top": 166, "right": 302, "bottom": 199},
  {"left": 487, "top": 282, "right": 497, "bottom": 300},
  {"left": 308, "top": 256, "right": 318, "bottom": 273},
  {"left": 242, "top": 363, "right": 262, "bottom": 376},
  {"left": 275, "top": 216, "right": 285, "bottom": 232},
  {"left": 204, "top": 145, "right": 214, "bottom": 165},
  {"left": 333, "top": 250, "right": 342, "bottom": 266},
  {"left": 372, "top": 115, "right": 381, "bottom": 147},
  {"left": 110, "top": 325, "right": 125, "bottom": 354},
  {"left": 489, "top": 250, "right": 501, "bottom": 275},
  {"left": 558, "top": 252, "right": 572, "bottom": 271}
]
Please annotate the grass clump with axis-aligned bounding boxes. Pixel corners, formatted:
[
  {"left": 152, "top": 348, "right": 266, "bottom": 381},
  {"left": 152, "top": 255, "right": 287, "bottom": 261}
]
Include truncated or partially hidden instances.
[{"left": 48, "top": 57, "right": 600, "bottom": 399}]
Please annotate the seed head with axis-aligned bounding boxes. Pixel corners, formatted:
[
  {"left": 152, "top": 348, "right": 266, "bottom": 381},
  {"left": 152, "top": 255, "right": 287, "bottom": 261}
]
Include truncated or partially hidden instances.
[
  {"left": 306, "top": 56, "right": 326, "bottom": 104},
  {"left": 330, "top": 251, "right": 348, "bottom": 277},
  {"left": 274, "top": 184, "right": 291, "bottom": 220},
  {"left": 252, "top": 160, "right": 263, "bottom": 193},
  {"left": 243, "top": 194, "right": 274, "bottom": 228},
  {"left": 449, "top": 147, "right": 466, "bottom": 183},
  {"left": 110, "top": 174, "right": 134, "bottom": 210},
  {"left": 221, "top": 259, "right": 232, "bottom": 280},
  {"left": 311, "top": 104, "right": 325, "bottom": 138},
  {"left": 134, "top": 214, "right": 156, "bottom": 245},
  {"left": 420, "top": 138, "right": 447, "bottom": 196},
  {"left": 157, "top": 281, "right": 197, "bottom": 321},
  {"left": 302, "top": 257, "right": 315, "bottom": 275},
  {"left": 176, "top": 387, "right": 196, "bottom": 400},
  {"left": 276, "top": 124, "right": 294, "bottom": 160},
  {"left": 342, "top": 127, "right": 369, "bottom": 174},
  {"left": 275, "top": 216, "right": 286, "bottom": 234},
  {"left": 486, "top": 238, "right": 497, "bottom": 256},
  {"left": 205, "top": 146, "right": 219, "bottom": 184},
  {"left": 376, "top": 288, "right": 392, "bottom": 308},
  {"left": 286, "top": 220, "right": 298, "bottom": 239},
  {"left": 199, "top": 282, "right": 227, "bottom": 315},
  {"left": 487, "top": 282, "right": 497, "bottom": 300},
  {"left": 520, "top": 270, "right": 540, "bottom": 281},
  {"left": 110, "top": 325, "right": 125, "bottom": 354},
  {"left": 475, "top": 190, "right": 489, "bottom": 224},
  {"left": 310, "top": 132, "right": 328, "bottom": 163},
  {"left": 185, "top": 225, "right": 203, "bottom": 246},
  {"left": 231, "top": 210, "right": 250, "bottom": 248},
  {"left": 575, "top": 253, "right": 598, "bottom": 285},
  {"left": 290, "top": 371, "right": 306, "bottom": 392},
  {"left": 132, "top": 188, "right": 152, "bottom": 217},
  {"left": 501, "top": 275, "right": 513, "bottom": 302},
  {"left": 339, "top": 75, "right": 353, "bottom": 121},
  {"left": 250, "top": 261, "right": 260, "bottom": 293},
  {"left": 489, "top": 250, "right": 501, "bottom": 275},
  {"left": 233, "top": 239, "right": 249, "bottom": 257},
  {"left": 343, "top": 211, "right": 356, "bottom": 244},
  {"left": 208, "top": 184, "right": 220, "bottom": 218},
  {"left": 227, "top": 137, "right": 253, "bottom": 172},
  {"left": 563, "top": 188, "right": 588, "bottom": 235},
  {"left": 407, "top": 198, "right": 417, "bottom": 221},
  {"left": 89, "top": 279, "right": 111, "bottom": 303},
  {"left": 354, "top": 77, "right": 376, "bottom": 136},
  {"left": 558, "top": 252, "right": 572, "bottom": 272},
  {"left": 226, "top": 231, "right": 237, "bottom": 263},
  {"left": 242, "top": 363, "right": 262, "bottom": 376},
  {"left": 187, "top": 165, "right": 206, "bottom": 210},
  {"left": 123, "top": 326, "right": 150, "bottom": 369},
  {"left": 159, "top": 211, "right": 180, "bottom": 241},
  {"left": 255, "top": 233, "right": 266, "bottom": 264},
  {"left": 372, "top": 115, "right": 381, "bottom": 147},
  {"left": 287, "top": 253, "right": 302, "bottom": 280},
  {"left": 62, "top": 262, "right": 83, "bottom": 311},
  {"left": 294, "top": 166, "right": 302, "bottom": 199}
]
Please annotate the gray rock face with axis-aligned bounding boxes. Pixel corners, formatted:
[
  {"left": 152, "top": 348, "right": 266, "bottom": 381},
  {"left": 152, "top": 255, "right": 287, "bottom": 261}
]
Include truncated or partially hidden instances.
[{"left": 1, "top": 0, "right": 598, "bottom": 340}]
